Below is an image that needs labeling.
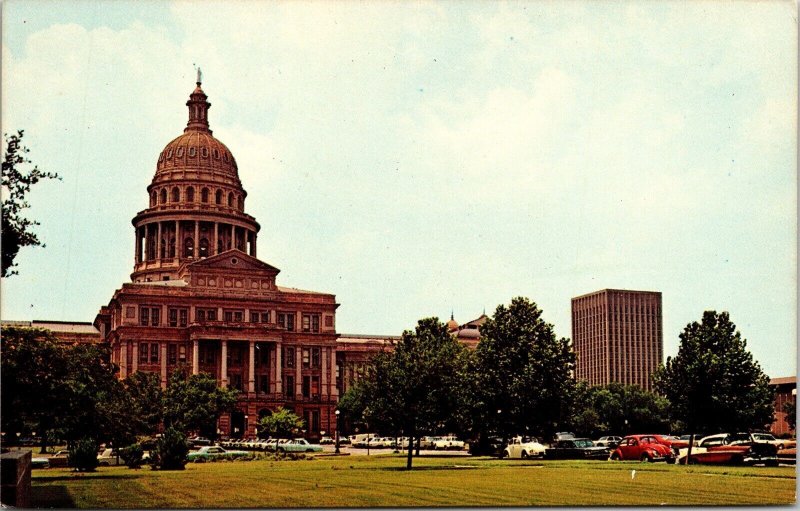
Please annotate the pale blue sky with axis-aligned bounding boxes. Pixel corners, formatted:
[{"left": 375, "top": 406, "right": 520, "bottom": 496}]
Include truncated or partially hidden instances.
[{"left": 2, "top": 1, "right": 796, "bottom": 377}]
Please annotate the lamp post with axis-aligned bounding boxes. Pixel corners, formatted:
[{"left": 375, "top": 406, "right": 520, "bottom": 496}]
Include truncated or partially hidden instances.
[
  {"left": 244, "top": 415, "right": 249, "bottom": 439},
  {"left": 334, "top": 409, "right": 341, "bottom": 454}
]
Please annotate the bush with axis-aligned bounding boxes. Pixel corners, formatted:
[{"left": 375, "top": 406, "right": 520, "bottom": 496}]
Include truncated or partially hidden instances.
[
  {"left": 153, "top": 428, "right": 189, "bottom": 470},
  {"left": 68, "top": 438, "right": 98, "bottom": 472},
  {"left": 120, "top": 443, "right": 144, "bottom": 468}
]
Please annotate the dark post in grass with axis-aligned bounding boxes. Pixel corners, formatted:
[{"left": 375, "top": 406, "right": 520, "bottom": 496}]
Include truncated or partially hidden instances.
[
  {"left": 685, "top": 434, "right": 694, "bottom": 465},
  {"left": 334, "top": 409, "right": 341, "bottom": 455}
]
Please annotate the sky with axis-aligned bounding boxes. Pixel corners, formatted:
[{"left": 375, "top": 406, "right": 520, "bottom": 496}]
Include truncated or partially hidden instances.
[{"left": 2, "top": 0, "right": 796, "bottom": 377}]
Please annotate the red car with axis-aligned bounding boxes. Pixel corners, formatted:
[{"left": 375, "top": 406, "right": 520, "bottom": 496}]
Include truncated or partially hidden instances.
[{"left": 610, "top": 435, "right": 675, "bottom": 463}]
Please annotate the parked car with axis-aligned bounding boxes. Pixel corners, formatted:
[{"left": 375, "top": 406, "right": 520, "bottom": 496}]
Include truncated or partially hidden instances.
[
  {"left": 31, "top": 456, "right": 50, "bottom": 469},
  {"left": 319, "top": 436, "right": 335, "bottom": 445},
  {"left": 187, "top": 446, "right": 249, "bottom": 461},
  {"left": 350, "top": 434, "right": 377, "bottom": 448},
  {"left": 552, "top": 432, "right": 576, "bottom": 444},
  {"left": 434, "top": 435, "right": 465, "bottom": 450},
  {"left": 545, "top": 438, "right": 609, "bottom": 460},
  {"left": 751, "top": 432, "right": 791, "bottom": 450},
  {"left": 469, "top": 436, "right": 504, "bottom": 456},
  {"left": 777, "top": 447, "right": 796, "bottom": 465},
  {"left": 277, "top": 438, "right": 323, "bottom": 453},
  {"left": 675, "top": 433, "right": 778, "bottom": 466},
  {"left": 503, "top": 436, "right": 546, "bottom": 459},
  {"left": 48, "top": 450, "right": 71, "bottom": 468},
  {"left": 97, "top": 448, "right": 123, "bottom": 466},
  {"left": 610, "top": 435, "right": 675, "bottom": 462},
  {"left": 189, "top": 436, "right": 212, "bottom": 447},
  {"left": 594, "top": 436, "right": 622, "bottom": 448}
]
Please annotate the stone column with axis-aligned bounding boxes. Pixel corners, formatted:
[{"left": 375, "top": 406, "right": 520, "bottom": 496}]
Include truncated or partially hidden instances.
[
  {"left": 132, "top": 342, "right": 139, "bottom": 373},
  {"left": 214, "top": 222, "right": 219, "bottom": 255},
  {"left": 160, "top": 342, "right": 168, "bottom": 388},
  {"left": 331, "top": 349, "right": 339, "bottom": 397},
  {"left": 230, "top": 224, "right": 236, "bottom": 251},
  {"left": 295, "top": 346, "right": 302, "bottom": 398},
  {"left": 251, "top": 232, "right": 257, "bottom": 257},
  {"left": 275, "top": 342, "right": 282, "bottom": 394},
  {"left": 220, "top": 340, "right": 228, "bottom": 387},
  {"left": 135, "top": 227, "right": 142, "bottom": 263},
  {"left": 193, "top": 220, "right": 200, "bottom": 258},
  {"left": 321, "top": 346, "right": 328, "bottom": 398},
  {"left": 174, "top": 220, "right": 180, "bottom": 260},
  {"left": 156, "top": 222, "right": 162, "bottom": 260},
  {"left": 120, "top": 341, "right": 128, "bottom": 379},
  {"left": 192, "top": 340, "right": 199, "bottom": 375},
  {"left": 248, "top": 341, "right": 256, "bottom": 393}
]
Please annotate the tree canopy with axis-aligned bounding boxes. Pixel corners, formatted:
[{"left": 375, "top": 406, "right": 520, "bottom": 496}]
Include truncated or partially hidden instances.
[
  {"left": 569, "top": 382, "right": 670, "bottom": 437},
  {"left": 359, "top": 317, "right": 471, "bottom": 469},
  {"left": 257, "top": 407, "right": 305, "bottom": 440},
  {"left": 653, "top": 310, "right": 774, "bottom": 434},
  {"left": 163, "top": 368, "right": 239, "bottom": 439},
  {"left": 2, "top": 130, "right": 60, "bottom": 277},
  {"left": 474, "top": 297, "right": 577, "bottom": 443}
]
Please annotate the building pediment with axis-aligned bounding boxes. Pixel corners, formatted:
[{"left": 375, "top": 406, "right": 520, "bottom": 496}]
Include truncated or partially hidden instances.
[{"left": 184, "top": 249, "right": 281, "bottom": 275}]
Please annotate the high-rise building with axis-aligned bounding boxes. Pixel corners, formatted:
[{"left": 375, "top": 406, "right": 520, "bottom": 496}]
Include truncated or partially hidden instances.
[
  {"left": 94, "top": 79, "right": 340, "bottom": 439},
  {"left": 571, "top": 289, "right": 663, "bottom": 391}
]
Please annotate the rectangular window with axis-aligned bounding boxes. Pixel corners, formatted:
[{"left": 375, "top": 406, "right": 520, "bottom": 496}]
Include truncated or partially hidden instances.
[
  {"left": 257, "top": 374, "right": 269, "bottom": 393},
  {"left": 255, "top": 344, "right": 268, "bottom": 366},
  {"left": 325, "top": 315, "right": 333, "bottom": 327},
  {"left": 224, "top": 311, "right": 232, "bottom": 322},
  {"left": 284, "top": 347, "right": 295, "bottom": 368},
  {"left": 234, "top": 311, "right": 243, "bottom": 322},
  {"left": 302, "top": 314, "right": 321, "bottom": 333},
  {"left": 278, "top": 313, "right": 295, "bottom": 331},
  {"left": 231, "top": 374, "right": 243, "bottom": 391},
  {"left": 302, "top": 348, "right": 310, "bottom": 368},
  {"left": 261, "top": 312, "right": 270, "bottom": 323},
  {"left": 197, "top": 309, "right": 206, "bottom": 322},
  {"left": 168, "top": 344, "right": 177, "bottom": 364},
  {"left": 169, "top": 308, "right": 178, "bottom": 327},
  {"left": 311, "top": 375, "right": 320, "bottom": 397},
  {"left": 179, "top": 345, "right": 187, "bottom": 362},
  {"left": 233, "top": 345, "right": 242, "bottom": 365},
  {"left": 311, "top": 347, "right": 321, "bottom": 368},
  {"left": 140, "top": 343, "right": 149, "bottom": 363},
  {"left": 179, "top": 309, "right": 188, "bottom": 327},
  {"left": 151, "top": 307, "right": 160, "bottom": 326},
  {"left": 207, "top": 309, "right": 217, "bottom": 321},
  {"left": 250, "top": 312, "right": 259, "bottom": 323},
  {"left": 302, "top": 376, "right": 311, "bottom": 398},
  {"left": 150, "top": 343, "right": 159, "bottom": 363},
  {"left": 139, "top": 307, "right": 150, "bottom": 326},
  {"left": 285, "top": 376, "right": 295, "bottom": 398}
]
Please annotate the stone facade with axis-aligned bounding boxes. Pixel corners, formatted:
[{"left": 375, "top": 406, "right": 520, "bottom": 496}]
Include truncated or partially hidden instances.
[
  {"left": 769, "top": 376, "right": 796, "bottom": 436},
  {"left": 94, "top": 80, "right": 339, "bottom": 439},
  {"left": 572, "top": 289, "right": 663, "bottom": 392}
]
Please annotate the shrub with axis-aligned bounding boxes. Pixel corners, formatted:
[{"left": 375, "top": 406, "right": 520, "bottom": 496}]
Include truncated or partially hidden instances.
[
  {"left": 68, "top": 438, "right": 98, "bottom": 472},
  {"left": 120, "top": 443, "right": 144, "bottom": 469},
  {"left": 154, "top": 428, "right": 189, "bottom": 470}
]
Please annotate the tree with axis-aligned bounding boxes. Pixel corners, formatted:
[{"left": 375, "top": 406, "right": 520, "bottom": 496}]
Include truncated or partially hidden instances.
[
  {"left": 97, "top": 371, "right": 163, "bottom": 452},
  {"left": 163, "top": 368, "right": 239, "bottom": 439},
  {"left": 359, "top": 317, "right": 470, "bottom": 469},
  {"left": 474, "top": 297, "right": 576, "bottom": 449},
  {"left": 2, "top": 130, "right": 60, "bottom": 277},
  {"left": 257, "top": 407, "right": 305, "bottom": 450},
  {"left": 568, "top": 382, "right": 670, "bottom": 437},
  {"left": 653, "top": 311, "right": 774, "bottom": 434},
  {"left": 336, "top": 385, "right": 368, "bottom": 436}
]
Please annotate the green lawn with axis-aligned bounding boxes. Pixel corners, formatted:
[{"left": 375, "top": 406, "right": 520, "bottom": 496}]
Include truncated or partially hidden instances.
[{"left": 32, "top": 454, "right": 796, "bottom": 508}]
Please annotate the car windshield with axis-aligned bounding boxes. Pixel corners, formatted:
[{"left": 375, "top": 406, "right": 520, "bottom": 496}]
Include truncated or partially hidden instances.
[
  {"left": 574, "top": 439, "right": 594, "bottom": 448},
  {"left": 753, "top": 434, "right": 773, "bottom": 441}
]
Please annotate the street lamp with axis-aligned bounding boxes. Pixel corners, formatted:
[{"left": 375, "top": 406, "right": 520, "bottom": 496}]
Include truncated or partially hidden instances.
[
  {"left": 244, "top": 415, "right": 249, "bottom": 439},
  {"left": 334, "top": 409, "right": 341, "bottom": 454}
]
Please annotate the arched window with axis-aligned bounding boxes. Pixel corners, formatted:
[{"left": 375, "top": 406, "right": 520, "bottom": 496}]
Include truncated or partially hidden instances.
[
  {"left": 237, "top": 195, "right": 243, "bottom": 210},
  {"left": 171, "top": 187, "right": 180, "bottom": 203},
  {"left": 150, "top": 191, "right": 157, "bottom": 207},
  {"left": 169, "top": 238, "right": 176, "bottom": 258},
  {"left": 160, "top": 189, "right": 167, "bottom": 204},
  {"left": 215, "top": 190, "right": 222, "bottom": 205},
  {"left": 201, "top": 188, "right": 209, "bottom": 203},
  {"left": 199, "top": 238, "right": 209, "bottom": 258},
  {"left": 184, "top": 237, "right": 194, "bottom": 258},
  {"left": 228, "top": 192, "right": 234, "bottom": 207},
  {"left": 186, "top": 187, "right": 195, "bottom": 202}
]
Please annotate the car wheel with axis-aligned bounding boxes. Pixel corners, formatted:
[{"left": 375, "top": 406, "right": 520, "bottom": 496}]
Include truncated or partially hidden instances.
[
  {"left": 778, "top": 444, "right": 784, "bottom": 450},
  {"left": 687, "top": 457, "right": 699, "bottom": 465},
  {"left": 521, "top": 451, "right": 529, "bottom": 459},
  {"left": 500, "top": 450, "right": 508, "bottom": 459},
  {"left": 306, "top": 449, "right": 313, "bottom": 453},
  {"left": 610, "top": 452, "right": 620, "bottom": 461},
  {"left": 640, "top": 453, "right": 651, "bottom": 462}
]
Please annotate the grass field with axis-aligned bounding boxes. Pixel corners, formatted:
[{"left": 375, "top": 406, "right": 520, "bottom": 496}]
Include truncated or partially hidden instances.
[{"left": 31, "top": 453, "right": 796, "bottom": 508}]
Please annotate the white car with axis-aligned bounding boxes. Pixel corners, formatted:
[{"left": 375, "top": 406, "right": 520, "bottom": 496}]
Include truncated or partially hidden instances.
[
  {"left": 434, "top": 435, "right": 465, "bottom": 450},
  {"left": 503, "top": 436, "right": 546, "bottom": 459},
  {"left": 97, "top": 448, "right": 123, "bottom": 466}
]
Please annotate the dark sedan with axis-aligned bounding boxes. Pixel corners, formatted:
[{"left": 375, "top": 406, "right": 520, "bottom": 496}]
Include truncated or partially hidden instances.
[{"left": 545, "top": 438, "right": 609, "bottom": 460}]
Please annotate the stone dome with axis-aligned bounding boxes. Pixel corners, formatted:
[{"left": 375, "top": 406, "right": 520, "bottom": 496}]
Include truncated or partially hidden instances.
[
  {"left": 156, "top": 130, "right": 238, "bottom": 176},
  {"left": 457, "top": 328, "right": 480, "bottom": 339}
]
